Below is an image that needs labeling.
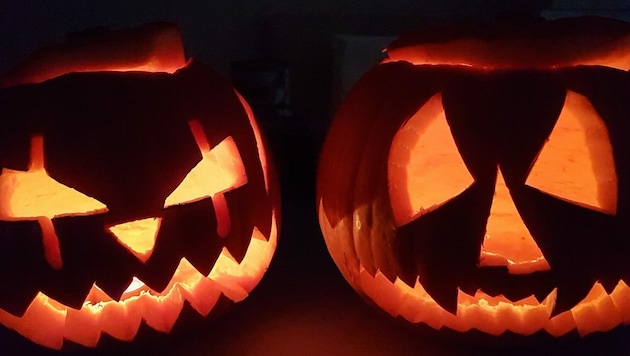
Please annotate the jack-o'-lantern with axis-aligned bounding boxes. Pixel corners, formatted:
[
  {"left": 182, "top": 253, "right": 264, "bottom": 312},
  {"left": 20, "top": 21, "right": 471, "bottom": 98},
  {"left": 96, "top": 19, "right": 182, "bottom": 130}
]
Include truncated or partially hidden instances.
[
  {"left": 0, "top": 23, "right": 279, "bottom": 350},
  {"left": 318, "top": 17, "right": 630, "bottom": 337}
]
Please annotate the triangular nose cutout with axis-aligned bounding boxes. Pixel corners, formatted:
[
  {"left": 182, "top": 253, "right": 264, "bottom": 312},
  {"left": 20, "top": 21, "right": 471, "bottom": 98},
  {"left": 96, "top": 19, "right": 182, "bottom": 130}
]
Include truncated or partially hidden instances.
[
  {"left": 479, "top": 169, "right": 550, "bottom": 274},
  {"left": 109, "top": 217, "right": 161, "bottom": 263}
]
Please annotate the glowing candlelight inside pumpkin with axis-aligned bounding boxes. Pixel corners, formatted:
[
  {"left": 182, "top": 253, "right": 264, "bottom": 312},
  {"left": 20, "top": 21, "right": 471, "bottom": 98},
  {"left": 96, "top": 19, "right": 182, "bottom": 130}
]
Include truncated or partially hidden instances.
[
  {"left": 318, "top": 16, "right": 630, "bottom": 337},
  {"left": 0, "top": 22, "right": 279, "bottom": 350}
]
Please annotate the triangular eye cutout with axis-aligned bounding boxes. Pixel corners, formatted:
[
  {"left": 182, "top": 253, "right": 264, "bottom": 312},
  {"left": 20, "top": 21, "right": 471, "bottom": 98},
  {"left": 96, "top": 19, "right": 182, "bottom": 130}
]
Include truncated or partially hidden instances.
[
  {"left": 388, "top": 93, "right": 473, "bottom": 226},
  {"left": 164, "top": 122, "right": 247, "bottom": 209},
  {"left": 526, "top": 91, "right": 617, "bottom": 215},
  {"left": 0, "top": 135, "right": 108, "bottom": 220}
]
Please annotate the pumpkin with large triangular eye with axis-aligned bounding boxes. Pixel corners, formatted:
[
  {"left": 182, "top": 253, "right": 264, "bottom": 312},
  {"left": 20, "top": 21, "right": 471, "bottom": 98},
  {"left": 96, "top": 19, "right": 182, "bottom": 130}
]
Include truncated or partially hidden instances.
[
  {"left": 0, "top": 23, "right": 279, "bottom": 350},
  {"left": 318, "top": 17, "right": 630, "bottom": 337}
]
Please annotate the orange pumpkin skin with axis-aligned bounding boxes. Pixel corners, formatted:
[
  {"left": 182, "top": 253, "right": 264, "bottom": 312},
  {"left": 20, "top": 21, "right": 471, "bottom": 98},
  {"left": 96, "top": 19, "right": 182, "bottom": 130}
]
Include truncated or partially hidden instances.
[
  {"left": 318, "top": 17, "right": 630, "bottom": 337},
  {"left": 0, "top": 24, "right": 279, "bottom": 350}
]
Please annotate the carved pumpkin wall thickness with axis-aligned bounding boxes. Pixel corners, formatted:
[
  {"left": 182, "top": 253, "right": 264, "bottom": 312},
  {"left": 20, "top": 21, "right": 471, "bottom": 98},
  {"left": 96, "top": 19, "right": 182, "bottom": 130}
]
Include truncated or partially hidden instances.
[
  {"left": 318, "top": 17, "right": 630, "bottom": 337},
  {"left": 0, "top": 24, "right": 279, "bottom": 350}
]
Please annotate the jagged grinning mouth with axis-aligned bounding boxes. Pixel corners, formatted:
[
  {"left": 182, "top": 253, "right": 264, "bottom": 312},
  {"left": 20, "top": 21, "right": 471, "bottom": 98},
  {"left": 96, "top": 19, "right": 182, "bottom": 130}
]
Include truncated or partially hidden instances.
[
  {"left": 0, "top": 23, "right": 281, "bottom": 351},
  {"left": 352, "top": 262, "right": 630, "bottom": 337},
  {"left": 0, "top": 218, "right": 277, "bottom": 350},
  {"left": 466, "top": 266, "right": 555, "bottom": 304},
  {"left": 318, "top": 203, "right": 630, "bottom": 338},
  {"left": 0, "top": 93, "right": 278, "bottom": 350}
]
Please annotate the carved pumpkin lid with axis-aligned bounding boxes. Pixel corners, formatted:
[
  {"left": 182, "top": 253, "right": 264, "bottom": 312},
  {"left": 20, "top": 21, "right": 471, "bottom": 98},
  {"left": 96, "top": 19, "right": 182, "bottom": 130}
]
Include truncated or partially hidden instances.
[
  {"left": 387, "top": 16, "right": 630, "bottom": 70},
  {"left": 0, "top": 22, "right": 186, "bottom": 88}
]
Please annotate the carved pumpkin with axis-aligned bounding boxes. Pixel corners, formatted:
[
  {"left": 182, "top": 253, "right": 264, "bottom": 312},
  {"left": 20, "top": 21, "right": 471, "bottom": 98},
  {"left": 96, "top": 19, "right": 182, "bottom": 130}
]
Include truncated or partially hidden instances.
[
  {"left": 0, "top": 23, "right": 279, "bottom": 350},
  {"left": 318, "top": 17, "right": 630, "bottom": 337}
]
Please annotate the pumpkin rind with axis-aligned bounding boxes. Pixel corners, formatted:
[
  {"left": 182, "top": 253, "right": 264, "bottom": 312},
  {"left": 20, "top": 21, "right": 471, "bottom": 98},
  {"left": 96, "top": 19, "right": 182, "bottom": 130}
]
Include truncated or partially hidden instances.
[
  {"left": 318, "top": 17, "right": 630, "bottom": 337},
  {"left": 0, "top": 24, "right": 279, "bottom": 350}
]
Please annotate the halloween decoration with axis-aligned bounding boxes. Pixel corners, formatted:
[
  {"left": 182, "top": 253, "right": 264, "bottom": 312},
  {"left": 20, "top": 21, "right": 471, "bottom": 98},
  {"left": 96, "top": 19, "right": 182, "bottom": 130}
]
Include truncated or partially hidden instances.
[
  {"left": 318, "top": 17, "right": 630, "bottom": 337},
  {"left": 0, "top": 23, "right": 279, "bottom": 350}
]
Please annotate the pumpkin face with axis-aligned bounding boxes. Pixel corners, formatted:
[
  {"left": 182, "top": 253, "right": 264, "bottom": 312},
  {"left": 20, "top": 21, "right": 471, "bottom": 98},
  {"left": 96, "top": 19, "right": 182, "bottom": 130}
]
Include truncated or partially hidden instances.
[
  {"left": 318, "top": 17, "right": 630, "bottom": 337},
  {"left": 0, "top": 24, "right": 278, "bottom": 350}
]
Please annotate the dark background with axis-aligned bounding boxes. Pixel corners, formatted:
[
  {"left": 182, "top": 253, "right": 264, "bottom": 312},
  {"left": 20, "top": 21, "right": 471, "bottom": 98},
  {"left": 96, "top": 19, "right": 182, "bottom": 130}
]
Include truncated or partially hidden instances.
[{"left": 2, "top": 1, "right": 630, "bottom": 354}]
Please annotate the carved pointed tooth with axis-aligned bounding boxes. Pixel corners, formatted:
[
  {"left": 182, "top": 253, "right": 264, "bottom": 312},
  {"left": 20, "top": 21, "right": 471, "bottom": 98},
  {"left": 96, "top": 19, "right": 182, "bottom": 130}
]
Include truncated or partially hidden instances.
[
  {"left": 99, "top": 298, "right": 142, "bottom": 341},
  {"left": 609, "top": 280, "right": 630, "bottom": 324},
  {"left": 550, "top": 280, "right": 593, "bottom": 316},
  {"left": 40, "top": 278, "right": 94, "bottom": 311},
  {"left": 397, "top": 269, "right": 420, "bottom": 288},
  {"left": 541, "top": 288, "right": 557, "bottom": 316},
  {"left": 96, "top": 276, "right": 135, "bottom": 302},
  {"left": 534, "top": 286, "right": 553, "bottom": 304},
  {"left": 179, "top": 275, "right": 222, "bottom": 317},
  {"left": 515, "top": 295, "right": 540, "bottom": 305},
  {"left": 601, "top": 276, "right": 620, "bottom": 294},
  {"left": 136, "top": 286, "right": 185, "bottom": 333},
  {"left": 17, "top": 293, "right": 66, "bottom": 350},
  {"left": 224, "top": 233, "right": 250, "bottom": 264},
  {"left": 64, "top": 305, "right": 102, "bottom": 348},
  {"left": 421, "top": 280, "right": 459, "bottom": 314},
  {"left": 0, "top": 286, "right": 39, "bottom": 317},
  {"left": 184, "top": 239, "right": 223, "bottom": 276},
  {"left": 571, "top": 283, "right": 622, "bottom": 336},
  {"left": 136, "top": 247, "right": 182, "bottom": 293},
  {"left": 545, "top": 306, "right": 577, "bottom": 337}
]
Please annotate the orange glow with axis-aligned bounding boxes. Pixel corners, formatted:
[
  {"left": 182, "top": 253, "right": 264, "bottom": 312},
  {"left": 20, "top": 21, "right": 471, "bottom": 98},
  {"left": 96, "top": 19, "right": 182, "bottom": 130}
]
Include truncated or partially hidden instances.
[
  {"left": 0, "top": 114, "right": 276, "bottom": 350},
  {"left": 0, "top": 136, "right": 107, "bottom": 270},
  {"left": 318, "top": 80, "right": 624, "bottom": 336},
  {"left": 0, "top": 23, "right": 187, "bottom": 88},
  {"left": 480, "top": 170, "right": 549, "bottom": 274},
  {"left": 0, "top": 136, "right": 108, "bottom": 221},
  {"left": 0, "top": 169, "right": 108, "bottom": 220},
  {"left": 388, "top": 91, "right": 615, "bottom": 273},
  {"left": 173, "top": 121, "right": 244, "bottom": 238},
  {"left": 385, "top": 18, "right": 630, "bottom": 71},
  {"left": 319, "top": 203, "right": 630, "bottom": 337},
  {"left": 0, "top": 122, "right": 278, "bottom": 349},
  {"left": 235, "top": 92, "right": 271, "bottom": 192},
  {"left": 108, "top": 218, "right": 161, "bottom": 263},
  {"left": 526, "top": 91, "right": 617, "bottom": 215},
  {"left": 388, "top": 93, "right": 473, "bottom": 226},
  {"left": 0, "top": 216, "right": 278, "bottom": 349},
  {"left": 385, "top": 37, "right": 630, "bottom": 70},
  {"left": 164, "top": 134, "right": 247, "bottom": 209},
  {"left": 164, "top": 121, "right": 247, "bottom": 238},
  {"left": 0, "top": 23, "right": 279, "bottom": 350}
]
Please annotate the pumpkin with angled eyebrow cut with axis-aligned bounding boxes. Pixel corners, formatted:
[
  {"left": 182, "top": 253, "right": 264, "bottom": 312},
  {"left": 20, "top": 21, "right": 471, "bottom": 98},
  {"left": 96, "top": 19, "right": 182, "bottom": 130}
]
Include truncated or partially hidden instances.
[
  {"left": 318, "top": 16, "right": 630, "bottom": 337},
  {"left": 0, "top": 23, "right": 279, "bottom": 350}
]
